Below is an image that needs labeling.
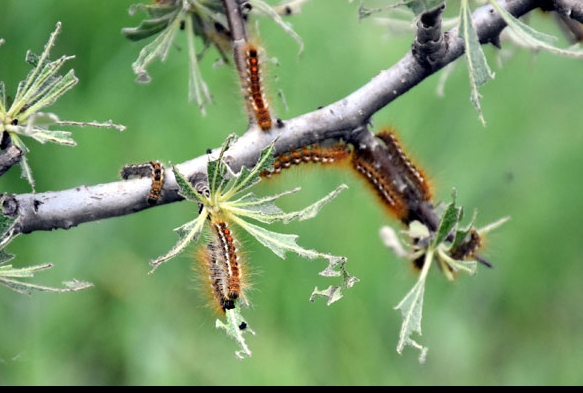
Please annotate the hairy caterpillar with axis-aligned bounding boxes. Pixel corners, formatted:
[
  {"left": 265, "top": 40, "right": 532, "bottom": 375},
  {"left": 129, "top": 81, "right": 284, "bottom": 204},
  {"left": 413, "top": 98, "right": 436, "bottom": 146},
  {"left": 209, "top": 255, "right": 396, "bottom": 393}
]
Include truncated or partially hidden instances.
[
  {"left": 196, "top": 219, "right": 246, "bottom": 314},
  {"left": 120, "top": 160, "right": 165, "bottom": 206},
  {"left": 244, "top": 43, "right": 272, "bottom": 131},
  {"left": 260, "top": 142, "right": 352, "bottom": 178}
]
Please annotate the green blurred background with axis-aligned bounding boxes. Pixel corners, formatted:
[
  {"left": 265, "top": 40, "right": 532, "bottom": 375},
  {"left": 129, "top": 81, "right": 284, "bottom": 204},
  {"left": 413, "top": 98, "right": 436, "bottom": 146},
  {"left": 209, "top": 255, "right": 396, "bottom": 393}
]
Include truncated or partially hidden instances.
[{"left": 1, "top": 0, "right": 583, "bottom": 386}]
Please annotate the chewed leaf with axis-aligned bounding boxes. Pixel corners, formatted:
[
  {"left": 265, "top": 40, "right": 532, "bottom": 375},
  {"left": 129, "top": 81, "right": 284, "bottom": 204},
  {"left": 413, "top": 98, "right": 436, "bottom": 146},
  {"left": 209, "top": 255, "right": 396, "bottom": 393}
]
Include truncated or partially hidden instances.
[
  {"left": 310, "top": 259, "right": 359, "bottom": 306},
  {"left": 215, "top": 305, "right": 255, "bottom": 359},
  {"left": 231, "top": 216, "right": 345, "bottom": 269},
  {"left": 459, "top": 0, "right": 495, "bottom": 126},
  {"left": 173, "top": 165, "right": 206, "bottom": 204},
  {"left": 184, "top": 14, "right": 213, "bottom": 114},
  {"left": 227, "top": 184, "right": 347, "bottom": 224},
  {"left": 0, "top": 263, "right": 93, "bottom": 295},
  {"left": 149, "top": 215, "right": 206, "bottom": 273},
  {"left": 490, "top": 1, "right": 583, "bottom": 58},
  {"left": 394, "top": 274, "right": 429, "bottom": 362},
  {"left": 208, "top": 134, "right": 237, "bottom": 197},
  {"left": 394, "top": 249, "right": 432, "bottom": 363},
  {"left": 131, "top": 15, "right": 182, "bottom": 83},
  {"left": 121, "top": 5, "right": 178, "bottom": 41},
  {"left": 226, "top": 141, "right": 276, "bottom": 199}
]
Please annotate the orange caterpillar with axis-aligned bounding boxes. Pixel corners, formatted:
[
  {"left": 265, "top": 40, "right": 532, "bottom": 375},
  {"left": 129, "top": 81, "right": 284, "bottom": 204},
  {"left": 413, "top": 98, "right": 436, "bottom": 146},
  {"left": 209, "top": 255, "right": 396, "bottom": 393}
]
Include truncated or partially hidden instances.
[
  {"left": 260, "top": 142, "right": 352, "bottom": 178},
  {"left": 212, "top": 220, "right": 242, "bottom": 302},
  {"left": 120, "top": 160, "right": 165, "bottom": 206},
  {"left": 349, "top": 128, "right": 434, "bottom": 225},
  {"left": 351, "top": 144, "right": 409, "bottom": 222},
  {"left": 244, "top": 43, "right": 272, "bottom": 131},
  {"left": 376, "top": 128, "right": 432, "bottom": 202},
  {"left": 196, "top": 219, "right": 246, "bottom": 313}
]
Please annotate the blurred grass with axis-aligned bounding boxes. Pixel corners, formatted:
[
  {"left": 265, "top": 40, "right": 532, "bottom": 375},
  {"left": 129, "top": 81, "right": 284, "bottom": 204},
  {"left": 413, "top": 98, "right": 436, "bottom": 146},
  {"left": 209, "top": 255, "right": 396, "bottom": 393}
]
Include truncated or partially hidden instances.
[{"left": 1, "top": 0, "right": 583, "bottom": 386}]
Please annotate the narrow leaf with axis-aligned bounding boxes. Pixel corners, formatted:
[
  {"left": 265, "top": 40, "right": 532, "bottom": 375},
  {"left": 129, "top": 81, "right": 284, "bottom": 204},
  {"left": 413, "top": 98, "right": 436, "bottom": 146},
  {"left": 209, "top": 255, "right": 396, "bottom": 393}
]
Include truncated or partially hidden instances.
[
  {"left": 215, "top": 307, "right": 255, "bottom": 359},
  {"left": 226, "top": 142, "right": 276, "bottom": 198},
  {"left": 227, "top": 184, "right": 347, "bottom": 224},
  {"left": 231, "top": 216, "right": 345, "bottom": 270},
  {"left": 310, "top": 260, "right": 359, "bottom": 306},
  {"left": 459, "top": 0, "right": 495, "bottom": 126},
  {"left": 149, "top": 215, "right": 206, "bottom": 272},
  {"left": 490, "top": 1, "right": 583, "bottom": 58},
  {"left": 131, "top": 15, "right": 182, "bottom": 83},
  {"left": 173, "top": 165, "right": 206, "bottom": 204},
  {"left": 184, "top": 14, "right": 213, "bottom": 114},
  {"left": 394, "top": 248, "right": 433, "bottom": 363}
]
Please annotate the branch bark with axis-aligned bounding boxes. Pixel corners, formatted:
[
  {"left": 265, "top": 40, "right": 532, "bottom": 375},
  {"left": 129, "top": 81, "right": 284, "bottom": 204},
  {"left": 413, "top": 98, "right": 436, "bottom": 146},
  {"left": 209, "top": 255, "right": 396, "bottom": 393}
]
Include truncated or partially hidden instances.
[{"left": 0, "top": 0, "right": 560, "bottom": 235}]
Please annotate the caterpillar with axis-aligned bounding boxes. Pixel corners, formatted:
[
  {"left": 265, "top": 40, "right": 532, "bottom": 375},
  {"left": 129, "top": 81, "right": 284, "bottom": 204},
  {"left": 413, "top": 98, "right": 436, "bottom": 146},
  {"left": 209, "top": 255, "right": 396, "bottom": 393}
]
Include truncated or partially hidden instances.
[
  {"left": 349, "top": 128, "right": 435, "bottom": 225},
  {"left": 120, "top": 160, "right": 165, "bottom": 206},
  {"left": 351, "top": 142, "right": 409, "bottom": 222},
  {"left": 244, "top": 43, "right": 272, "bottom": 131},
  {"left": 376, "top": 128, "right": 432, "bottom": 202},
  {"left": 260, "top": 142, "right": 352, "bottom": 178},
  {"left": 196, "top": 219, "right": 245, "bottom": 314}
]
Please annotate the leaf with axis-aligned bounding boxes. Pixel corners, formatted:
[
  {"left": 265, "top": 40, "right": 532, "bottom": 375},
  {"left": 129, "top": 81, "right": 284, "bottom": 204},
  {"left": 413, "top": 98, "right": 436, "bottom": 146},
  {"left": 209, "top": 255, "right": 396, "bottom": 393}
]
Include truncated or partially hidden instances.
[
  {"left": 121, "top": 6, "right": 178, "bottom": 41},
  {"left": 10, "top": 135, "right": 35, "bottom": 190},
  {"left": 0, "top": 81, "right": 6, "bottom": 113},
  {"left": 394, "top": 249, "right": 432, "bottom": 363},
  {"left": 184, "top": 14, "right": 213, "bottom": 114},
  {"left": 149, "top": 214, "right": 207, "bottom": 273},
  {"left": 172, "top": 165, "right": 206, "bottom": 204},
  {"left": 207, "top": 135, "right": 236, "bottom": 197},
  {"left": 310, "top": 259, "right": 359, "bottom": 306},
  {"left": 489, "top": 1, "right": 583, "bottom": 58},
  {"left": 131, "top": 14, "right": 182, "bottom": 83},
  {"left": 230, "top": 216, "right": 346, "bottom": 273},
  {"left": 225, "top": 140, "right": 276, "bottom": 199},
  {"left": 227, "top": 184, "right": 348, "bottom": 224},
  {"left": 459, "top": 0, "right": 495, "bottom": 126},
  {"left": 215, "top": 306, "right": 255, "bottom": 360},
  {"left": 0, "top": 263, "right": 93, "bottom": 295},
  {"left": 432, "top": 197, "right": 461, "bottom": 247}
]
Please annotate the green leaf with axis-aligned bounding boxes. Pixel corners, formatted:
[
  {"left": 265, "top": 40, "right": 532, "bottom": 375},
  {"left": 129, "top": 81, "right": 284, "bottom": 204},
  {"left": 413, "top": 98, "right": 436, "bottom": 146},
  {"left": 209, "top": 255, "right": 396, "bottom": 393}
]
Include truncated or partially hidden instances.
[
  {"left": 215, "top": 307, "right": 255, "bottom": 359},
  {"left": 149, "top": 214, "right": 207, "bottom": 273},
  {"left": 121, "top": 7, "right": 178, "bottom": 41},
  {"left": 490, "top": 1, "right": 583, "bottom": 58},
  {"left": 394, "top": 248, "right": 432, "bottom": 363},
  {"left": 131, "top": 15, "right": 182, "bottom": 83},
  {"left": 310, "top": 259, "right": 360, "bottom": 306},
  {"left": 459, "top": 0, "right": 495, "bottom": 126},
  {"left": 230, "top": 216, "right": 346, "bottom": 275},
  {"left": 0, "top": 250, "right": 15, "bottom": 264},
  {"left": 0, "top": 263, "right": 93, "bottom": 295},
  {"left": 172, "top": 165, "right": 206, "bottom": 204},
  {"left": 207, "top": 135, "right": 236, "bottom": 197},
  {"left": 227, "top": 184, "right": 347, "bottom": 224},
  {"left": 184, "top": 14, "right": 213, "bottom": 114},
  {"left": 225, "top": 141, "right": 276, "bottom": 199},
  {"left": 0, "top": 81, "right": 6, "bottom": 113},
  {"left": 432, "top": 191, "right": 462, "bottom": 247},
  {"left": 10, "top": 134, "right": 35, "bottom": 190}
]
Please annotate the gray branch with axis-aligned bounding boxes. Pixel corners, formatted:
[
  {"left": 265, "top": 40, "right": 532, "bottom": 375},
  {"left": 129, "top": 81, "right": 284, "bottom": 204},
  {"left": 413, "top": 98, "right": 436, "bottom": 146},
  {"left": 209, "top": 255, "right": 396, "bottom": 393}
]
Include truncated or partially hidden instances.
[{"left": 1, "top": 0, "right": 558, "bottom": 235}]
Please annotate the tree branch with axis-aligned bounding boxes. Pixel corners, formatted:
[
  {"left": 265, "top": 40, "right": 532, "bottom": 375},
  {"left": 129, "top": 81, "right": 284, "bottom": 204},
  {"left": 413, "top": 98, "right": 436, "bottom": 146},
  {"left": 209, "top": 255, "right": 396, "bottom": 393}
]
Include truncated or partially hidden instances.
[{"left": 2, "top": 0, "right": 550, "bottom": 235}]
